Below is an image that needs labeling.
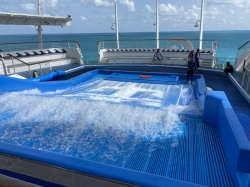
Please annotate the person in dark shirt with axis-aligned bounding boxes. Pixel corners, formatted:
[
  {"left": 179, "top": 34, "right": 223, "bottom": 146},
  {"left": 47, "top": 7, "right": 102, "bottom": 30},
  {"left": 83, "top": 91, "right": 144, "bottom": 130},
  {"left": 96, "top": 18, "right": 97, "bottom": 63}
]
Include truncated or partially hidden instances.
[
  {"left": 186, "top": 52, "right": 196, "bottom": 84},
  {"left": 223, "top": 62, "right": 234, "bottom": 76},
  {"left": 195, "top": 49, "right": 200, "bottom": 68},
  {"left": 152, "top": 48, "right": 163, "bottom": 65}
]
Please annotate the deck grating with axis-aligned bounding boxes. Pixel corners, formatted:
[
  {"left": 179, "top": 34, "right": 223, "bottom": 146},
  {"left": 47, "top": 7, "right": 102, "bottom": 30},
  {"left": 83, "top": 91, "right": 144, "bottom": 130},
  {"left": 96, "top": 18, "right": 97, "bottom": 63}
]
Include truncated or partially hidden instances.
[{"left": 83, "top": 115, "right": 234, "bottom": 187}]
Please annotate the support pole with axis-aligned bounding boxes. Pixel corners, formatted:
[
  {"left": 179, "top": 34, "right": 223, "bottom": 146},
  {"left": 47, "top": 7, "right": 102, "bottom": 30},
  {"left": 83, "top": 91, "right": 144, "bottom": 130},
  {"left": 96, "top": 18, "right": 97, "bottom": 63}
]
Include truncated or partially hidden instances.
[
  {"left": 37, "top": 0, "right": 43, "bottom": 49},
  {"left": 156, "top": 0, "right": 159, "bottom": 48},
  {"left": 199, "top": 0, "right": 204, "bottom": 50},
  {"left": 115, "top": 0, "right": 119, "bottom": 49}
]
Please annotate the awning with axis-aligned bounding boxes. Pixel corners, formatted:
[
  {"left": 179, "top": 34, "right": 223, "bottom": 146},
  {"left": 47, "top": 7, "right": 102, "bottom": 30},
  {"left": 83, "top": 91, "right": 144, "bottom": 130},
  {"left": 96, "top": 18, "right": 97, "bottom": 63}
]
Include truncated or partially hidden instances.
[{"left": 0, "top": 12, "right": 72, "bottom": 26}]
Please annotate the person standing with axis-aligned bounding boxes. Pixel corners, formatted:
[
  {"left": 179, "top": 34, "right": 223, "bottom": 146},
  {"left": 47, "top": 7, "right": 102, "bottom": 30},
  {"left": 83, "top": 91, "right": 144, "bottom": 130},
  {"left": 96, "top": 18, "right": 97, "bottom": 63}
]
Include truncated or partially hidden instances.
[
  {"left": 186, "top": 52, "right": 196, "bottom": 84},
  {"left": 195, "top": 49, "right": 200, "bottom": 68},
  {"left": 152, "top": 48, "right": 163, "bottom": 65}
]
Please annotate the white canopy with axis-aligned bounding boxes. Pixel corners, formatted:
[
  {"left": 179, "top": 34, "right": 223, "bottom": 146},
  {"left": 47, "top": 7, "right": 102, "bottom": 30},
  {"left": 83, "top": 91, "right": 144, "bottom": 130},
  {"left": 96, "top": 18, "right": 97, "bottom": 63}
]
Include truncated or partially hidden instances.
[{"left": 0, "top": 12, "right": 72, "bottom": 26}]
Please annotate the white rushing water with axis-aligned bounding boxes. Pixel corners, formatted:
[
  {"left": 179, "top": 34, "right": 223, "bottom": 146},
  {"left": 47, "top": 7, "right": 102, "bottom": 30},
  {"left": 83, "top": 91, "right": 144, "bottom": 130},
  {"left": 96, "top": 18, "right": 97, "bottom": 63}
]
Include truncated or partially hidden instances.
[{"left": 0, "top": 79, "right": 202, "bottom": 160}]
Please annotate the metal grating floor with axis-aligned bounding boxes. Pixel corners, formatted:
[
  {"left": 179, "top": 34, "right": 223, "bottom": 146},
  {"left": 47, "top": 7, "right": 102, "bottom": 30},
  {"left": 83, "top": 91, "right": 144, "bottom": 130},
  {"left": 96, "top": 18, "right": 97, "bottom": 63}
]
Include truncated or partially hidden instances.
[{"left": 84, "top": 115, "right": 234, "bottom": 187}]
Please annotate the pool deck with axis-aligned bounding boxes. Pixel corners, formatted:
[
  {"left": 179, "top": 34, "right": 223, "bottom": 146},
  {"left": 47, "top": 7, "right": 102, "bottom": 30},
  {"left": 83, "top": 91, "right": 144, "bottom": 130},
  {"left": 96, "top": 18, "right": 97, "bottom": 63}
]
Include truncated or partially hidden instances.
[
  {"left": 203, "top": 73, "right": 250, "bottom": 141},
  {"left": 56, "top": 65, "right": 250, "bottom": 141},
  {"left": 1, "top": 65, "right": 249, "bottom": 186}
]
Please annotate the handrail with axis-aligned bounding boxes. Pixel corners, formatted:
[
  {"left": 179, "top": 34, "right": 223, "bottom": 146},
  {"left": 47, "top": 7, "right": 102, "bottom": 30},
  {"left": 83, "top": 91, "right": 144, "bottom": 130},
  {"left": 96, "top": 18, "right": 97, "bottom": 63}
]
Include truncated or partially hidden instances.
[
  {"left": 0, "top": 41, "right": 79, "bottom": 53},
  {"left": 98, "top": 38, "right": 216, "bottom": 42},
  {"left": 8, "top": 54, "right": 29, "bottom": 66},
  {"left": 8, "top": 54, "right": 54, "bottom": 77},
  {"left": 9, "top": 54, "right": 53, "bottom": 66},
  {"left": 98, "top": 38, "right": 217, "bottom": 52},
  {"left": 238, "top": 41, "right": 250, "bottom": 50},
  {"left": 243, "top": 54, "right": 250, "bottom": 73},
  {"left": 0, "top": 40, "right": 78, "bottom": 45},
  {"left": 241, "top": 63, "right": 250, "bottom": 95},
  {"left": 245, "top": 67, "right": 250, "bottom": 72},
  {"left": 76, "top": 41, "right": 81, "bottom": 48}
]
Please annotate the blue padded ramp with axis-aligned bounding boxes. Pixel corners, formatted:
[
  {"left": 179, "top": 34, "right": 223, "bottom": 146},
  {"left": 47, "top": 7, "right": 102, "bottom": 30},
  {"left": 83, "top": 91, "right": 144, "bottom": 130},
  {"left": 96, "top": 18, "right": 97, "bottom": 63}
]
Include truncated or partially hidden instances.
[
  {"left": 28, "top": 70, "right": 65, "bottom": 82},
  {"left": 203, "top": 73, "right": 250, "bottom": 141},
  {"left": 105, "top": 73, "right": 179, "bottom": 85}
]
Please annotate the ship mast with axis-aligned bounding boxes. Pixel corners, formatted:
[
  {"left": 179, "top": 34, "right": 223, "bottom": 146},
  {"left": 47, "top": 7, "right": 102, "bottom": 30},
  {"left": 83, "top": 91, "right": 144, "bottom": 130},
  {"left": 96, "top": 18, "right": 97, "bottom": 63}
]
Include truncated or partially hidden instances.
[
  {"left": 115, "top": 0, "right": 119, "bottom": 49},
  {"left": 156, "top": 0, "right": 159, "bottom": 48},
  {"left": 199, "top": 0, "right": 204, "bottom": 50},
  {"left": 37, "top": 0, "right": 42, "bottom": 49}
]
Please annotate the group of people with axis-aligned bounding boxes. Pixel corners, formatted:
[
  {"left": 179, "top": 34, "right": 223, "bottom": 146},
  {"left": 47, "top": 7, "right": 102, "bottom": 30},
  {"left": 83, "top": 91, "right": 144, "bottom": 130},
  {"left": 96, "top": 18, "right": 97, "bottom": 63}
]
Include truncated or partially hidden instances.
[
  {"left": 152, "top": 48, "right": 201, "bottom": 84},
  {"left": 152, "top": 48, "right": 234, "bottom": 84}
]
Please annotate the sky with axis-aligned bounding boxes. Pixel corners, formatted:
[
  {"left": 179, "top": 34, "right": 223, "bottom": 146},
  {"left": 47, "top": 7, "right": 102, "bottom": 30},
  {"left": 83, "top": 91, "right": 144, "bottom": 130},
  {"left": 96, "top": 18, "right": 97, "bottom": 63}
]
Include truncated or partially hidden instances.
[{"left": 0, "top": 0, "right": 250, "bottom": 34}]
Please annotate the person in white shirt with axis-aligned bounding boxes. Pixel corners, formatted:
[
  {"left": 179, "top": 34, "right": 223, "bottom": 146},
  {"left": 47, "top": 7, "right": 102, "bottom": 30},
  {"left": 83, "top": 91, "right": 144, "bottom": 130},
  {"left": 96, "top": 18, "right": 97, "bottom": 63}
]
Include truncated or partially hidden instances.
[{"left": 152, "top": 48, "right": 163, "bottom": 65}]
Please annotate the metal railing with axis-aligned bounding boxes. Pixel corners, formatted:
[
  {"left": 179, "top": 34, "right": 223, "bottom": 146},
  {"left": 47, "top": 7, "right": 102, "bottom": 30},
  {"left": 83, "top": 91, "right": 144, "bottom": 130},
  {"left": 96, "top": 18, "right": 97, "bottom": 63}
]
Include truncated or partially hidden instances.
[
  {"left": 0, "top": 41, "right": 80, "bottom": 52},
  {"left": 98, "top": 39, "right": 217, "bottom": 51},
  {"left": 215, "top": 57, "right": 236, "bottom": 69},
  {"left": 8, "top": 55, "right": 52, "bottom": 78},
  {"left": 242, "top": 64, "right": 250, "bottom": 96},
  {"left": 236, "top": 41, "right": 250, "bottom": 59}
]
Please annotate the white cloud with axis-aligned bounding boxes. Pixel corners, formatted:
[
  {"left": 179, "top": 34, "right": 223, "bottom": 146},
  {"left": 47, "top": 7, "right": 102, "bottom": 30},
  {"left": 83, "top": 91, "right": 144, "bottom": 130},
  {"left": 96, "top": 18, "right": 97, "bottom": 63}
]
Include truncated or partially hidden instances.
[
  {"left": 41, "top": 0, "right": 58, "bottom": 7},
  {"left": 94, "top": 15, "right": 107, "bottom": 19},
  {"left": 230, "top": 10, "right": 234, "bottom": 14},
  {"left": 119, "top": 0, "right": 135, "bottom": 12},
  {"left": 111, "top": 15, "right": 121, "bottom": 20},
  {"left": 78, "top": 0, "right": 113, "bottom": 7},
  {"left": 20, "top": 3, "right": 36, "bottom": 12},
  {"left": 159, "top": 3, "right": 178, "bottom": 14},
  {"left": 145, "top": 4, "right": 154, "bottom": 13},
  {"left": 80, "top": 15, "right": 87, "bottom": 22},
  {"left": 206, "top": 0, "right": 245, "bottom": 7}
]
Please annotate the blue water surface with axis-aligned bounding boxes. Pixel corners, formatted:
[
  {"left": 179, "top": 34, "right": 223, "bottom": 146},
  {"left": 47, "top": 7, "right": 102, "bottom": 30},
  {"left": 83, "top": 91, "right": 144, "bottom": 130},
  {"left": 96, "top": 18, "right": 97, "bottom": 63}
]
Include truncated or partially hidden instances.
[{"left": 0, "top": 30, "right": 249, "bottom": 63}]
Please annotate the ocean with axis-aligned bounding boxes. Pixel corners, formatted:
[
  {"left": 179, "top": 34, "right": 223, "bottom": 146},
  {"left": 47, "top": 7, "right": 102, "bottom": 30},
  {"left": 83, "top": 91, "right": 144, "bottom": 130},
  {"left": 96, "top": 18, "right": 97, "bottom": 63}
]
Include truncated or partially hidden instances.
[{"left": 0, "top": 30, "right": 249, "bottom": 64}]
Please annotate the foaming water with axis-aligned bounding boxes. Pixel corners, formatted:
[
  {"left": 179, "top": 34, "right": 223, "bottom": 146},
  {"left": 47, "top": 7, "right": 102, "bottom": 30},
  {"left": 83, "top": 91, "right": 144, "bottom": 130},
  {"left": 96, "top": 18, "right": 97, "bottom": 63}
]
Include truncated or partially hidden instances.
[{"left": 0, "top": 79, "right": 202, "bottom": 161}]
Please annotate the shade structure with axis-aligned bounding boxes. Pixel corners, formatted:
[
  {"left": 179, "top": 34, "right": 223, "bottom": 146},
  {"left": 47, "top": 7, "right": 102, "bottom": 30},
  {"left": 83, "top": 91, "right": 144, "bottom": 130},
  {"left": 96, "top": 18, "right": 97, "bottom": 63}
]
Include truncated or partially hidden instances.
[{"left": 0, "top": 12, "right": 72, "bottom": 26}]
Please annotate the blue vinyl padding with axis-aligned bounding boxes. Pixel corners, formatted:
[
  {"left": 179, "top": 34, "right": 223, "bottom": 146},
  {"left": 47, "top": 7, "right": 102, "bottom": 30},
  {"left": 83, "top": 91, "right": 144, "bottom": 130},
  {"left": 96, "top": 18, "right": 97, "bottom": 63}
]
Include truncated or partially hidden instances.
[
  {"left": 40, "top": 51, "right": 46, "bottom": 54},
  {"left": 195, "top": 78, "right": 207, "bottom": 110},
  {"left": 0, "top": 142, "right": 205, "bottom": 187},
  {"left": 98, "top": 69, "right": 202, "bottom": 80},
  {"left": 0, "top": 70, "right": 238, "bottom": 187},
  {"left": 0, "top": 69, "right": 203, "bottom": 93},
  {"left": 0, "top": 70, "right": 98, "bottom": 93},
  {"left": 16, "top": 53, "right": 23, "bottom": 57},
  {"left": 203, "top": 91, "right": 250, "bottom": 187},
  {"left": 28, "top": 70, "right": 66, "bottom": 82},
  {"left": 25, "top": 52, "right": 31, "bottom": 56},
  {"left": 54, "top": 49, "right": 61, "bottom": 53},
  {"left": 105, "top": 73, "right": 179, "bottom": 85},
  {"left": 33, "top": 51, "right": 39, "bottom": 55}
]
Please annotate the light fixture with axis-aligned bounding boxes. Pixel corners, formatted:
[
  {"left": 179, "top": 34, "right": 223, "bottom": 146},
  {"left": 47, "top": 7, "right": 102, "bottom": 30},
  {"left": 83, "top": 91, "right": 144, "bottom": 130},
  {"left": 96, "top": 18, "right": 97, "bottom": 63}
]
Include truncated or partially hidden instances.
[
  {"left": 153, "top": 22, "right": 156, "bottom": 26},
  {"left": 194, "top": 20, "right": 200, "bottom": 27},
  {"left": 111, "top": 23, "right": 115, "bottom": 30}
]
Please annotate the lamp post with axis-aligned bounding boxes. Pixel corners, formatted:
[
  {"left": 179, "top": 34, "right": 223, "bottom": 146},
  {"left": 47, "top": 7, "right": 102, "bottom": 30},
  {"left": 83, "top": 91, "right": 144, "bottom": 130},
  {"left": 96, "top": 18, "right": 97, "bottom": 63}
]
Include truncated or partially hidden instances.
[
  {"left": 156, "top": 0, "right": 159, "bottom": 48},
  {"left": 111, "top": 0, "right": 119, "bottom": 49},
  {"left": 194, "top": 0, "right": 204, "bottom": 50},
  {"left": 37, "top": 0, "right": 43, "bottom": 49},
  {"left": 194, "top": 0, "right": 204, "bottom": 49}
]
